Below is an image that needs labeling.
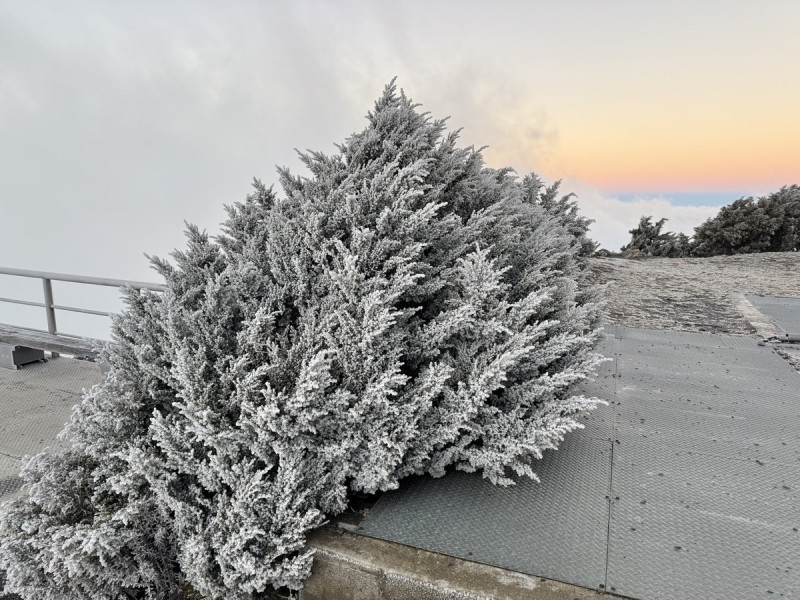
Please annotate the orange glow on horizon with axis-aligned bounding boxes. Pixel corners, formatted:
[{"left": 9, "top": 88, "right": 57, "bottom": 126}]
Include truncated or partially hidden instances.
[
  {"left": 552, "top": 115, "right": 799, "bottom": 192},
  {"left": 568, "top": 159, "right": 798, "bottom": 193}
]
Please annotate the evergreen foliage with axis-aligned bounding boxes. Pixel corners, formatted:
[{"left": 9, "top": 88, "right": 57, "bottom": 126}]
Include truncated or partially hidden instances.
[
  {"left": 620, "top": 216, "right": 691, "bottom": 257},
  {"left": 527, "top": 175, "right": 598, "bottom": 258},
  {"left": 692, "top": 185, "right": 800, "bottom": 256},
  {"left": 619, "top": 186, "right": 799, "bottom": 258},
  {"left": 0, "top": 82, "right": 605, "bottom": 598}
]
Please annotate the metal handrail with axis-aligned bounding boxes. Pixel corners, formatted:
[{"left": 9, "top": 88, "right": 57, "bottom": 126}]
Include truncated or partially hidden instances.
[
  {"left": 0, "top": 266, "right": 164, "bottom": 356},
  {"left": 0, "top": 266, "right": 166, "bottom": 291}
]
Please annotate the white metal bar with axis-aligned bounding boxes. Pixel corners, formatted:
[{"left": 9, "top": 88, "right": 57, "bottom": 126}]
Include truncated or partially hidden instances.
[
  {"left": 0, "top": 266, "right": 165, "bottom": 291},
  {"left": 0, "top": 297, "right": 46, "bottom": 308},
  {"left": 41, "top": 278, "right": 59, "bottom": 358},
  {"left": 51, "top": 304, "right": 111, "bottom": 317}
]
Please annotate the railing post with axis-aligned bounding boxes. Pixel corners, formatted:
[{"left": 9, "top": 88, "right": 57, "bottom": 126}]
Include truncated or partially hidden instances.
[{"left": 41, "top": 278, "right": 59, "bottom": 358}]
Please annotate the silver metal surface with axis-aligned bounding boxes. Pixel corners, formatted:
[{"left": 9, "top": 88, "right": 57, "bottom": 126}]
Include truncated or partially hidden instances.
[
  {"left": 362, "top": 435, "right": 615, "bottom": 592},
  {"left": 42, "top": 278, "right": 58, "bottom": 357},
  {"left": 607, "top": 438, "right": 799, "bottom": 600},
  {"left": 0, "top": 357, "right": 101, "bottom": 502},
  {"left": 0, "top": 266, "right": 165, "bottom": 291},
  {"left": 360, "top": 334, "right": 619, "bottom": 593},
  {"left": 0, "top": 325, "right": 100, "bottom": 358},
  {"left": 747, "top": 294, "right": 800, "bottom": 336},
  {"left": 0, "top": 297, "right": 46, "bottom": 309},
  {"left": 606, "top": 329, "right": 800, "bottom": 599},
  {"left": 50, "top": 304, "right": 112, "bottom": 317},
  {"left": 359, "top": 327, "right": 800, "bottom": 599}
]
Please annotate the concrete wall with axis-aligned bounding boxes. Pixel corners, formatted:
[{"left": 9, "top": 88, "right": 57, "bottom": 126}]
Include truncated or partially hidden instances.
[{"left": 301, "top": 526, "right": 612, "bottom": 600}]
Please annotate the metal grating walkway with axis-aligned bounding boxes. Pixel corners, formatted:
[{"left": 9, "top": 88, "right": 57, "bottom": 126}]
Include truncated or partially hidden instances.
[
  {"left": 360, "top": 327, "right": 800, "bottom": 599},
  {"left": 747, "top": 295, "right": 800, "bottom": 336},
  {"left": 0, "top": 357, "right": 101, "bottom": 502}
]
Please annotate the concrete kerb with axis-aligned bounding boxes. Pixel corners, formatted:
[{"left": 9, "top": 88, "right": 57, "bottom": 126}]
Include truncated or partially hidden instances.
[
  {"left": 736, "top": 293, "right": 800, "bottom": 370},
  {"left": 734, "top": 293, "right": 785, "bottom": 339},
  {"left": 301, "top": 525, "right": 620, "bottom": 600}
]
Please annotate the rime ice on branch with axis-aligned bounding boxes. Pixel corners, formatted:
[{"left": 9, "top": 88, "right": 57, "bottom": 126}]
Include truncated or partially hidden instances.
[{"left": 0, "top": 81, "right": 605, "bottom": 599}]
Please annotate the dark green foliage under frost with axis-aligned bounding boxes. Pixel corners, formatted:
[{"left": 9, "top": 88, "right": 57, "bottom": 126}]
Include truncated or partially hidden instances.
[
  {"left": 620, "top": 216, "right": 691, "bottom": 257},
  {"left": 620, "top": 186, "right": 799, "bottom": 258},
  {"left": 692, "top": 185, "right": 800, "bottom": 256},
  {"left": 0, "top": 82, "right": 605, "bottom": 599}
]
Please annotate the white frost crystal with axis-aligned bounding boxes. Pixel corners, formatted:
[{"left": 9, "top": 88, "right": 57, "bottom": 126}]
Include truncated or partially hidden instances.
[{"left": 0, "top": 81, "right": 605, "bottom": 599}]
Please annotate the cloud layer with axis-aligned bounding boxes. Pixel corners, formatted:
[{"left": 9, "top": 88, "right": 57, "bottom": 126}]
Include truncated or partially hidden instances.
[{"left": 563, "top": 180, "right": 722, "bottom": 251}]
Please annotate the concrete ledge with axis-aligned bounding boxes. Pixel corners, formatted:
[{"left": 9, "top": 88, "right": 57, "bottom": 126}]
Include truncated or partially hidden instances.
[
  {"left": 736, "top": 293, "right": 800, "bottom": 370},
  {"left": 735, "top": 294, "right": 784, "bottom": 339},
  {"left": 302, "top": 526, "right": 615, "bottom": 600}
]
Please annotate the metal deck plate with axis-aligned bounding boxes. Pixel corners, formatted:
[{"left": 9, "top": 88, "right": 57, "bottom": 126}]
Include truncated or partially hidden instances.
[
  {"left": 747, "top": 295, "right": 800, "bottom": 335},
  {"left": 359, "top": 327, "right": 800, "bottom": 599},
  {"left": 607, "top": 439, "right": 799, "bottom": 600},
  {"left": 609, "top": 326, "right": 763, "bottom": 350},
  {"left": 362, "top": 435, "right": 614, "bottom": 591},
  {"left": 0, "top": 357, "right": 101, "bottom": 502}
]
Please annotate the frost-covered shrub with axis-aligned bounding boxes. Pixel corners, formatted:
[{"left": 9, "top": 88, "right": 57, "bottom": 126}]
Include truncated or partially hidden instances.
[
  {"left": 692, "top": 185, "right": 800, "bottom": 256},
  {"left": 529, "top": 174, "right": 597, "bottom": 258},
  {"left": 621, "top": 186, "right": 800, "bottom": 259},
  {"left": 1, "top": 81, "right": 605, "bottom": 599},
  {"left": 621, "top": 216, "right": 691, "bottom": 257}
]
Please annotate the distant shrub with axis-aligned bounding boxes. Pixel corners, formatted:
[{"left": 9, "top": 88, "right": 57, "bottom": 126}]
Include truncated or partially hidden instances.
[
  {"left": 0, "top": 82, "right": 605, "bottom": 599},
  {"left": 620, "top": 216, "right": 691, "bottom": 257},
  {"left": 692, "top": 185, "right": 800, "bottom": 256},
  {"left": 620, "top": 185, "right": 799, "bottom": 259}
]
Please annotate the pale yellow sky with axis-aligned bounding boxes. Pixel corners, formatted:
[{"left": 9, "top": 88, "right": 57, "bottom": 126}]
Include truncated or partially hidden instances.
[{"left": 375, "top": 1, "right": 800, "bottom": 193}]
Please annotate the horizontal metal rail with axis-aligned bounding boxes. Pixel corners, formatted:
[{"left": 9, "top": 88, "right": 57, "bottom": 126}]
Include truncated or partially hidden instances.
[
  {"left": 0, "top": 266, "right": 166, "bottom": 291},
  {"left": 0, "top": 298, "right": 111, "bottom": 316},
  {"left": 51, "top": 304, "right": 111, "bottom": 317},
  {"left": 0, "top": 296, "right": 46, "bottom": 308},
  {"left": 0, "top": 266, "right": 164, "bottom": 357}
]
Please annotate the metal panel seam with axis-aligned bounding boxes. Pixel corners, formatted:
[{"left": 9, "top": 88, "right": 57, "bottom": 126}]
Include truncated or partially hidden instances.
[{"left": 602, "top": 332, "right": 620, "bottom": 592}]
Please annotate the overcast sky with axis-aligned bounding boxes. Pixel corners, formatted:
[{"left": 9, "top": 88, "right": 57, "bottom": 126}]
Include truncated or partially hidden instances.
[{"left": 2, "top": 1, "right": 798, "bottom": 336}]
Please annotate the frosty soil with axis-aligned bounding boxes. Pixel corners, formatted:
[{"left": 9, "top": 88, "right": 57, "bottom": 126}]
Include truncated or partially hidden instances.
[{"left": 590, "top": 252, "right": 800, "bottom": 335}]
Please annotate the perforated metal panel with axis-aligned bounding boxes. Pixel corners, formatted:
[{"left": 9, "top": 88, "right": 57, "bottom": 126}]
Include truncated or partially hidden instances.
[
  {"left": 362, "top": 435, "right": 615, "bottom": 591},
  {"left": 610, "top": 326, "right": 763, "bottom": 350},
  {"left": 606, "top": 329, "right": 800, "bottom": 599},
  {"left": 0, "top": 476, "right": 22, "bottom": 498},
  {"left": 607, "top": 439, "right": 800, "bottom": 600},
  {"left": 0, "top": 357, "right": 101, "bottom": 501}
]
